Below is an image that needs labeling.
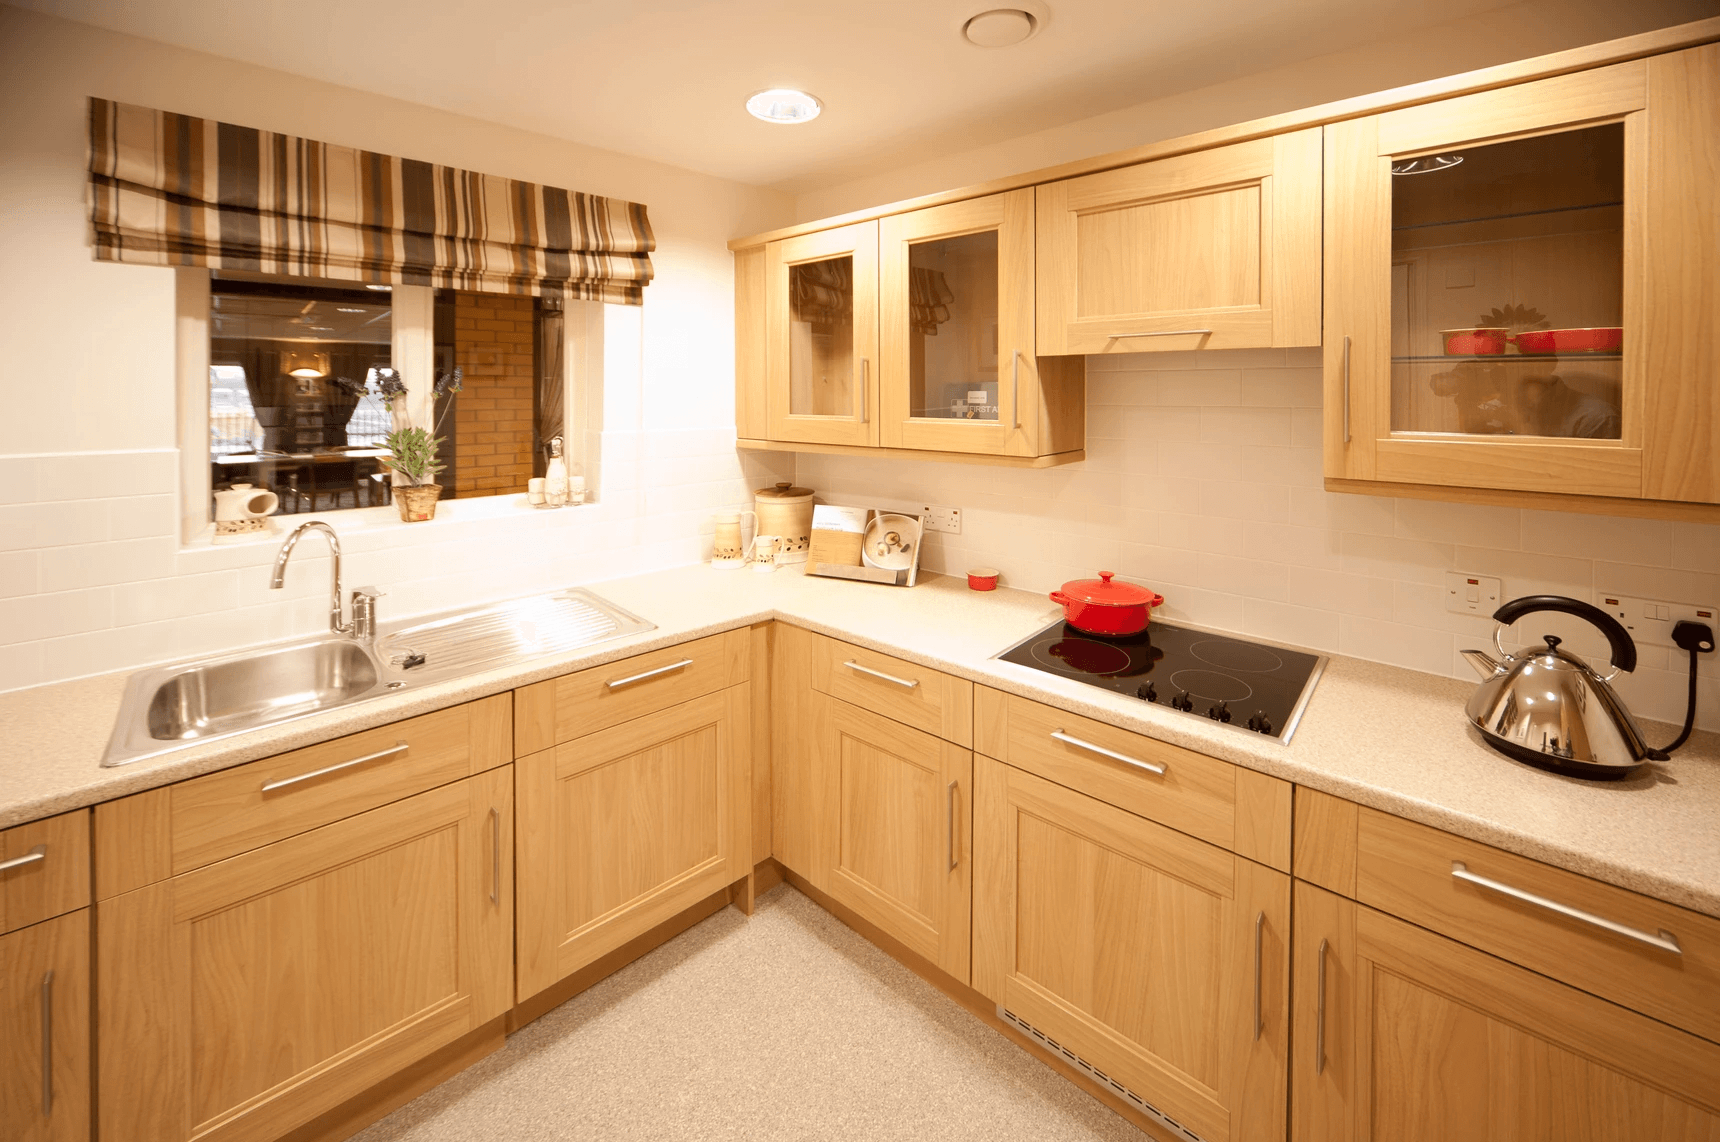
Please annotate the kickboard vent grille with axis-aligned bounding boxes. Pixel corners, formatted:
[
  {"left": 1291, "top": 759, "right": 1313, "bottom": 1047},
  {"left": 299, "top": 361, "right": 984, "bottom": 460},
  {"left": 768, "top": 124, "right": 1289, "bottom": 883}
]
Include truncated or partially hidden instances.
[{"left": 997, "top": 1006, "right": 1204, "bottom": 1142}]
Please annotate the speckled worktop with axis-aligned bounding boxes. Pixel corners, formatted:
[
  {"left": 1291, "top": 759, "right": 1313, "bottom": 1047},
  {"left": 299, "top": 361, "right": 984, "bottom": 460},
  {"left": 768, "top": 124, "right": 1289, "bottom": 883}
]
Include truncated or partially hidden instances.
[{"left": 3, "top": 563, "right": 1717, "bottom": 918}]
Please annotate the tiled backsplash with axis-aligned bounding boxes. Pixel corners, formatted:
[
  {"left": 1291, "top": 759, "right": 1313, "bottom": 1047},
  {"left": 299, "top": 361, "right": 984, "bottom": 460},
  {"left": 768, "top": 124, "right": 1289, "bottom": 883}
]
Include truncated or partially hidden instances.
[
  {"left": 797, "top": 348, "right": 1720, "bottom": 732},
  {"left": 0, "top": 431, "right": 789, "bottom": 693}
]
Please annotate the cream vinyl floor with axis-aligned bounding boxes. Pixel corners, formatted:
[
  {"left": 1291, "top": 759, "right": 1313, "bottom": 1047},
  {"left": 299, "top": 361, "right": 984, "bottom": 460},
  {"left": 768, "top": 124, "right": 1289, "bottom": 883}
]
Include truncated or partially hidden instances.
[{"left": 352, "top": 885, "right": 1141, "bottom": 1142}]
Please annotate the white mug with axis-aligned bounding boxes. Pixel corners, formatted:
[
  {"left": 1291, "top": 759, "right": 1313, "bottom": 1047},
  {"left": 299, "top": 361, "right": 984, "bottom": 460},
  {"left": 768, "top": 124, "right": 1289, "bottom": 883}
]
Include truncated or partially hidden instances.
[
  {"left": 712, "top": 510, "right": 756, "bottom": 567},
  {"left": 750, "top": 534, "right": 779, "bottom": 572}
]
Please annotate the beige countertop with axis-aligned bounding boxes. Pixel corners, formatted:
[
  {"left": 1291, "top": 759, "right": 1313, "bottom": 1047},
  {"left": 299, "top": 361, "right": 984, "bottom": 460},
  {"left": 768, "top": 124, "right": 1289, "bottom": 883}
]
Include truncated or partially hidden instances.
[{"left": 3, "top": 562, "right": 1717, "bottom": 918}]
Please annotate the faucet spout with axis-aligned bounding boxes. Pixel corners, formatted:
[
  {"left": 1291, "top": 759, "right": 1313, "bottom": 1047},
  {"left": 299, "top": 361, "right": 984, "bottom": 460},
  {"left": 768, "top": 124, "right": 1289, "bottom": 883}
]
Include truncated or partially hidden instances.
[{"left": 270, "top": 521, "right": 346, "bottom": 635}]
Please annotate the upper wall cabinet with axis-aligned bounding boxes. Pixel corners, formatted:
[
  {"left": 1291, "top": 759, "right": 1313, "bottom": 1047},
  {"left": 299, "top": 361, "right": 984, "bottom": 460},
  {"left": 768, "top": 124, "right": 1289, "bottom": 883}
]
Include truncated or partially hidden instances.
[
  {"left": 738, "top": 192, "right": 1085, "bottom": 466},
  {"left": 1323, "top": 46, "right": 1720, "bottom": 506},
  {"left": 1036, "top": 128, "right": 1323, "bottom": 355}
]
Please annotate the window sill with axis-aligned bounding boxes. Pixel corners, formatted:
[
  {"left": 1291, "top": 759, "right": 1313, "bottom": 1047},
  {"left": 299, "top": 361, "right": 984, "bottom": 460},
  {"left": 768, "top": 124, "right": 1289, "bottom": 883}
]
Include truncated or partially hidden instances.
[{"left": 180, "top": 492, "right": 594, "bottom": 554}]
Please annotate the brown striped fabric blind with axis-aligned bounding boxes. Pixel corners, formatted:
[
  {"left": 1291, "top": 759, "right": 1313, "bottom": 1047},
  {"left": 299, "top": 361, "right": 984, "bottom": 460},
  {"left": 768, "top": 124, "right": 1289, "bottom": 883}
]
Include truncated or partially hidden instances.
[{"left": 87, "top": 98, "right": 655, "bottom": 304}]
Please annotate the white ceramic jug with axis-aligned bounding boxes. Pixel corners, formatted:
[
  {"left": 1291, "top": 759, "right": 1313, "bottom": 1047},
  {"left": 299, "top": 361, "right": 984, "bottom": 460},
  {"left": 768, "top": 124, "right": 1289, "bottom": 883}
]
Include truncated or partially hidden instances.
[{"left": 212, "top": 483, "right": 279, "bottom": 544}]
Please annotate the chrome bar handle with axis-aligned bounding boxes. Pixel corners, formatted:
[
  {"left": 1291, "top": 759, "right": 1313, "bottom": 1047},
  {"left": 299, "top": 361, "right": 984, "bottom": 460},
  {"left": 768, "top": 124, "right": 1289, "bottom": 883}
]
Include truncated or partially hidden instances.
[
  {"left": 41, "top": 969, "right": 53, "bottom": 1115},
  {"left": 1011, "top": 349, "right": 1021, "bottom": 430},
  {"left": 860, "top": 358, "right": 869, "bottom": 423},
  {"left": 0, "top": 844, "right": 47, "bottom": 873},
  {"left": 1342, "top": 335, "right": 1352, "bottom": 444},
  {"left": 1049, "top": 730, "right": 1167, "bottom": 776},
  {"left": 843, "top": 660, "right": 919, "bottom": 690},
  {"left": 1451, "top": 861, "right": 1682, "bottom": 954},
  {"left": 605, "top": 658, "right": 695, "bottom": 691},
  {"left": 947, "top": 781, "right": 959, "bottom": 871},
  {"left": 261, "top": 742, "right": 409, "bottom": 792},
  {"left": 1107, "top": 329, "right": 1214, "bottom": 339},
  {"left": 1253, "top": 911, "right": 1264, "bottom": 1042},
  {"left": 489, "top": 808, "right": 501, "bottom": 905},
  {"left": 1315, "top": 938, "right": 1328, "bottom": 1075}
]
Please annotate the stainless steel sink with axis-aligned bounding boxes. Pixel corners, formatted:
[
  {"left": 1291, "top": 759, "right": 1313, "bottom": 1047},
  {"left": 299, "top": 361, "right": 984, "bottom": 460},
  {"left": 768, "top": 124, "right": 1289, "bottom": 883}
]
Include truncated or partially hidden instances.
[{"left": 103, "top": 588, "right": 654, "bottom": 766}]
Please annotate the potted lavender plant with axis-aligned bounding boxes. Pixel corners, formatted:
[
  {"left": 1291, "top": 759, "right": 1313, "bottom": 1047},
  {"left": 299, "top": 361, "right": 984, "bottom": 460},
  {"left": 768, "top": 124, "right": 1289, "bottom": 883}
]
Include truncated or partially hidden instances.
[{"left": 373, "top": 366, "right": 462, "bottom": 522}]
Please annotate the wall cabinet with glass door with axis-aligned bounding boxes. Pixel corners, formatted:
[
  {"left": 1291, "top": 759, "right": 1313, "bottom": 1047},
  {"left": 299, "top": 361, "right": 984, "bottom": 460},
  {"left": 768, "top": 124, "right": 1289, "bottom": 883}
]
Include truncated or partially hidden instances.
[
  {"left": 740, "top": 191, "right": 1084, "bottom": 466},
  {"left": 1324, "top": 46, "right": 1720, "bottom": 509}
]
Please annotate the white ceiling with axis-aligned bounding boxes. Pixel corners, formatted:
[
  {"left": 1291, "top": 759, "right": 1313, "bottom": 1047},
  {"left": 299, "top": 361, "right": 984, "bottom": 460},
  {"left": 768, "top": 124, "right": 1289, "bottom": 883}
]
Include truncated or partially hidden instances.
[{"left": 19, "top": 0, "right": 1521, "bottom": 191}]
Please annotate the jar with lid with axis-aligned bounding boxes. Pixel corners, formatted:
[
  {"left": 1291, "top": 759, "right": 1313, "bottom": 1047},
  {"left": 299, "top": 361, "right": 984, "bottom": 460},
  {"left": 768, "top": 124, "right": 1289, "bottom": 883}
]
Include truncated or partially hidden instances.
[{"left": 753, "top": 482, "right": 814, "bottom": 564}]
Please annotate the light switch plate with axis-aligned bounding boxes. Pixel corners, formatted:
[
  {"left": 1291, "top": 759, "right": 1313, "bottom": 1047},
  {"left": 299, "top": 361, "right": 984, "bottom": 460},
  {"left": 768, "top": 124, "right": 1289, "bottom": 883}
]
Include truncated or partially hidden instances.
[
  {"left": 1446, "top": 572, "right": 1502, "bottom": 616},
  {"left": 921, "top": 505, "right": 961, "bottom": 534},
  {"left": 1598, "top": 594, "right": 1717, "bottom": 650}
]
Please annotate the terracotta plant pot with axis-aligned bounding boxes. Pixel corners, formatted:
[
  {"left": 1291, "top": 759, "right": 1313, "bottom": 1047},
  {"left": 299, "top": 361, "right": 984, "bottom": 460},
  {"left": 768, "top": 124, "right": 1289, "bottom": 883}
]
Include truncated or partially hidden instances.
[{"left": 395, "top": 483, "right": 442, "bottom": 522}]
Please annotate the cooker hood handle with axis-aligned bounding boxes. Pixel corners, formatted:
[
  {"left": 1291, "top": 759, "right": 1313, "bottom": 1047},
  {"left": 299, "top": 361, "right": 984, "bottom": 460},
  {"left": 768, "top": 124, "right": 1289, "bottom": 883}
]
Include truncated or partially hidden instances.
[{"left": 1491, "top": 594, "right": 1637, "bottom": 674}]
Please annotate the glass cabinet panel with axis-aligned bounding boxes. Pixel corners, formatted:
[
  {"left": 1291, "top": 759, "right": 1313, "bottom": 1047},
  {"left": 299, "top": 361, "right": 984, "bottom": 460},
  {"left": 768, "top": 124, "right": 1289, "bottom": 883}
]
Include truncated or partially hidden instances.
[
  {"left": 1390, "top": 123, "right": 1624, "bottom": 440},
  {"left": 906, "top": 230, "right": 999, "bottom": 423},
  {"left": 788, "top": 255, "right": 855, "bottom": 417}
]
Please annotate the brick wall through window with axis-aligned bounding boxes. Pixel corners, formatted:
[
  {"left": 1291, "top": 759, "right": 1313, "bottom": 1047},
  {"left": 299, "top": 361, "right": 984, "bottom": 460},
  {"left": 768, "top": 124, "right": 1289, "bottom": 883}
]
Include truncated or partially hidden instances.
[{"left": 452, "top": 294, "right": 536, "bottom": 497}]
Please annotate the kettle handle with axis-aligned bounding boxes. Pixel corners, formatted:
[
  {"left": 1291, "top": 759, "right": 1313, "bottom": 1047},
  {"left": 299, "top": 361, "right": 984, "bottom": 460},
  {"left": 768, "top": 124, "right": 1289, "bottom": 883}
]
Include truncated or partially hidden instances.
[{"left": 1491, "top": 595, "right": 1636, "bottom": 673}]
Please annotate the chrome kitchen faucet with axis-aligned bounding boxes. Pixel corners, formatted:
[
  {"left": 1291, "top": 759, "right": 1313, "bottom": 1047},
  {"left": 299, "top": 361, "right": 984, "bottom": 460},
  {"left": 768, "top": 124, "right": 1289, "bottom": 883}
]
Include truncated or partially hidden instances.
[{"left": 269, "top": 521, "right": 383, "bottom": 640}]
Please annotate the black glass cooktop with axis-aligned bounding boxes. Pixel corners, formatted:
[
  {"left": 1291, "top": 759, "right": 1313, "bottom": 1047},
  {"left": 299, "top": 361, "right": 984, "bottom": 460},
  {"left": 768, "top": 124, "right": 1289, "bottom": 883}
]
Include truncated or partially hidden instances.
[{"left": 996, "top": 619, "right": 1326, "bottom": 742}]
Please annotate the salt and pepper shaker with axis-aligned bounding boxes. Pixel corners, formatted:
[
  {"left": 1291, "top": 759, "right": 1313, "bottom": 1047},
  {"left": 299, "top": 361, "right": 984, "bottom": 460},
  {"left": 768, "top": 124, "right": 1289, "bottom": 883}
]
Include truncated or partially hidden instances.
[{"left": 545, "top": 436, "right": 569, "bottom": 507}]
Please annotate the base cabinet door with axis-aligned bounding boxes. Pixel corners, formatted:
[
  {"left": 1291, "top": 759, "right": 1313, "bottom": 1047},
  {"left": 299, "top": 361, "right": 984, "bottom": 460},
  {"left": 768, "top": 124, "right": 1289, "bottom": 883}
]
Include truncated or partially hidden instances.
[
  {"left": 2, "top": 910, "right": 89, "bottom": 1142},
  {"left": 516, "top": 686, "right": 751, "bottom": 1000},
  {"left": 1292, "top": 881, "right": 1720, "bottom": 1142},
  {"left": 974, "top": 755, "right": 1288, "bottom": 1142},
  {"left": 818, "top": 697, "right": 972, "bottom": 982},
  {"left": 98, "top": 771, "right": 513, "bottom": 1142}
]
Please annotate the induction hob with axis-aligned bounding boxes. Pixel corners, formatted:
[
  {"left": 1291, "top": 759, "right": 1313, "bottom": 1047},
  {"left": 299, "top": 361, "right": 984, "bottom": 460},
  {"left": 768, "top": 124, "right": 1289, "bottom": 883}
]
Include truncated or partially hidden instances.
[{"left": 996, "top": 619, "right": 1326, "bottom": 743}]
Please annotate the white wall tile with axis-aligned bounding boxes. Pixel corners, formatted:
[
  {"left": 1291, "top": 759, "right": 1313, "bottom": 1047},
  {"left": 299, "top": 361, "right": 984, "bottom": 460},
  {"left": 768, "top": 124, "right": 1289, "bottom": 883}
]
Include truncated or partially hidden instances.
[
  {"left": 1671, "top": 522, "right": 1720, "bottom": 573},
  {"left": 1394, "top": 498, "right": 1521, "bottom": 549},
  {"left": 1244, "top": 599, "right": 1341, "bottom": 652},
  {"left": 1340, "top": 615, "right": 1455, "bottom": 675},
  {"left": 0, "top": 587, "right": 112, "bottom": 642},
  {"left": 0, "top": 551, "right": 38, "bottom": 598},
  {"left": 1521, "top": 510, "right": 1673, "bottom": 562}
]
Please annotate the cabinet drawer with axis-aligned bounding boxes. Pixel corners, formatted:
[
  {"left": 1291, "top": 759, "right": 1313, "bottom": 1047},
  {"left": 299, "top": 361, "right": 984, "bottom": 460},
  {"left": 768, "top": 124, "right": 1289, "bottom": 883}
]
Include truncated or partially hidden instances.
[
  {"left": 1356, "top": 807, "right": 1720, "bottom": 1045},
  {"left": 1, "top": 809, "right": 90, "bottom": 936},
  {"left": 978, "top": 689, "right": 1241, "bottom": 851},
  {"left": 514, "top": 630, "right": 749, "bottom": 754},
  {"left": 96, "top": 694, "right": 511, "bottom": 892},
  {"left": 811, "top": 635, "right": 972, "bottom": 747}
]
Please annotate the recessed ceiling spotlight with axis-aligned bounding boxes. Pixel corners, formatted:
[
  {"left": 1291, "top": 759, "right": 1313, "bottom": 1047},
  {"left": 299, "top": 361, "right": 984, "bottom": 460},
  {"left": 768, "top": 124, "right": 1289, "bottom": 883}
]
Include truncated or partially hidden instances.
[
  {"left": 745, "top": 88, "right": 823, "bottom": 124},
  {"left": 962, "top": 7, "right": 1039, "bottom": 48}
]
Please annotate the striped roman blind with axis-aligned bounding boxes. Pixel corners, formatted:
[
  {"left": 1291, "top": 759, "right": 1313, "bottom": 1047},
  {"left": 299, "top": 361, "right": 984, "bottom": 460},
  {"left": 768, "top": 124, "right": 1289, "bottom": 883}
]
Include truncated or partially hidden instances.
[{"left": 87, "top": 97, "right": 655, "bottom": 304}]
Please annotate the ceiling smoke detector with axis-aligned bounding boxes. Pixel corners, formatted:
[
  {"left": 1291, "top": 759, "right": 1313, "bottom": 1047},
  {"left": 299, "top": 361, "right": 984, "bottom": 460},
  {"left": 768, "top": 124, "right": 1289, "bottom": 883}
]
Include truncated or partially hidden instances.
[
  {"left": 745, "top": 89, "right": 823, "bottom": 125},
  {"left": 962, "top": 8, "right": 1039, "bottom": 48}
]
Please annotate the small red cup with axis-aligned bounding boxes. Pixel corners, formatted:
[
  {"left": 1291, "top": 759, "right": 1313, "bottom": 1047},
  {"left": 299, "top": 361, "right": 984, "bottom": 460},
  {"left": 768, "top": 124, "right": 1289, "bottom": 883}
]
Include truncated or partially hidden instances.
[{"left": 967, "top": 567, "right": 1000, "bottom": 591}]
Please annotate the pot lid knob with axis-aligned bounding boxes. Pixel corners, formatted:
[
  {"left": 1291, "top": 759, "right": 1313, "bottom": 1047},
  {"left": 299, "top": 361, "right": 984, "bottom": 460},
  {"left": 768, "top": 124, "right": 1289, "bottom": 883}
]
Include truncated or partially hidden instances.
[
  {"left": 1099, "top": 571, "right": 1115, "bottom": 583},
  {"left": 1544, "top": 635, "right": 1563, "bottom": 650}
]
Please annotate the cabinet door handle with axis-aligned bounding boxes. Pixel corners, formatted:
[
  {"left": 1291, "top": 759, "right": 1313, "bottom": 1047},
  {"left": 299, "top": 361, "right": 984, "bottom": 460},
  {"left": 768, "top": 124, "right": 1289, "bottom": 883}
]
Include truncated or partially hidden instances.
[
  {"left": 1451, "top": 861, "right": 1681, "bottom": 954},
  {"left": 1011, "top": 349, "right": 1021, "bottom": 430},
  {"left": 1315, "top": 938, "right": 1328, "bottom": 1075},
  {"left": 605, "top": 659, "right": 694, "bottom": 690},
  {"left": 843, "top": 660, "right": 919, "bottom": 690},
  {"left": 860, "top": 358, "right": 869, "bottom": 424},
  {"left": 261, "top": 742, "right": 409, "bottom": 792},
  {"left": 489, "top": 807, "right": 501, "bottom": 905},
  {"left": 0, "top": 844, "right": 47, "bottom": 873},
  {"left": 1107, "top": 328, "right": 1213, "bottom": 339},
  {"left": 1049, "top": 730, "right": 1166, "bottom": 775},
  {"left": 41, "top": 968, "right": 53, "bottom": 1115},
  {"left": 947, "top": 780, "right": 959, "bottom": 871},
  {"left": 1253, "top": 911, "right": 1264, "bottom": 1042},
  {"left": 1341, "top": 335, "right": 1352, "bottom": 444}
]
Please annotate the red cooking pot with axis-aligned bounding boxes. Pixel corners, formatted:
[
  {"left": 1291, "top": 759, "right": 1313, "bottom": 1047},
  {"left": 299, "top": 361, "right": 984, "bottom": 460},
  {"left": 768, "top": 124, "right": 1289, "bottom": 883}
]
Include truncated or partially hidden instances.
[{"left": 1050, "top": 571, "right": 1164, "bottom": 636}]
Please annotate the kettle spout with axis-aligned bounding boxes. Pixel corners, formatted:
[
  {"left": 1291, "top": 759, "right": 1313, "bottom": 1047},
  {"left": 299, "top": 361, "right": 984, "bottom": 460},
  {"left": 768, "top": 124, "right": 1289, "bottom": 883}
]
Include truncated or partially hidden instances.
[{"left": 1461, "top": 649, "right": 1503, "bottom": 680}]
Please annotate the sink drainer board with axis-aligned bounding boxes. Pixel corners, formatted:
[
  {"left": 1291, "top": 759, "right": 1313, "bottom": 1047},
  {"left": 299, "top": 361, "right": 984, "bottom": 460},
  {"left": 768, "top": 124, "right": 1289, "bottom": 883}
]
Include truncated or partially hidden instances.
[
  {"left": 377, "top": 590, "right": 652, "bottom": 676},
  {"left": 101, "top": 588, "right": 653, "bottom": 767}
]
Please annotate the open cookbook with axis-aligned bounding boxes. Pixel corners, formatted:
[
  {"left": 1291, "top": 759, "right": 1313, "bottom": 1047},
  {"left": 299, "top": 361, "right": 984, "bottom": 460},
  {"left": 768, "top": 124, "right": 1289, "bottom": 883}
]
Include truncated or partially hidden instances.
[{"left": 804, "top": 505, "right": 924, "bottom": 587}]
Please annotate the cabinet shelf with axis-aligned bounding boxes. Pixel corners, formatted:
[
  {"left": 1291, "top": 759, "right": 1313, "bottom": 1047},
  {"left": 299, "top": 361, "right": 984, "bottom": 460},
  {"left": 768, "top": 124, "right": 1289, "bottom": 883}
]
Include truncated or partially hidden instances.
[
  {"left": 1392, "top": 354, "right": 1622, "bottom": 363},
  {"left": 1391, "top": 200, "right": 1623, "bottom": 233}
]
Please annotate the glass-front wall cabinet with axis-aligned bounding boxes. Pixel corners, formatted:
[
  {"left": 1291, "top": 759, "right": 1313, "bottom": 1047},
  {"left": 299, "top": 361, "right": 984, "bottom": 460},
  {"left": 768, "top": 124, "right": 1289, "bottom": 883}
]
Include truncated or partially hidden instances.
[
  {"left": 767, "top": 221, "right": 879, "bottom": 448},
  {"left": 1325, "top": 61, "right": 1655, "bottom": 500},
  {"left": 904, "top": 230, "right": 1000, "bottom": 424}
]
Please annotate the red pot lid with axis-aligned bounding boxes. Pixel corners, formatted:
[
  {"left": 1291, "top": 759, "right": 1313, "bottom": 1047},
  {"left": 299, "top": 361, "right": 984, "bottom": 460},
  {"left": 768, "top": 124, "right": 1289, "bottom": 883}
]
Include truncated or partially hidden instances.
[{"left": 1059, "top": 571, "right": 1162, "bottom": 608}]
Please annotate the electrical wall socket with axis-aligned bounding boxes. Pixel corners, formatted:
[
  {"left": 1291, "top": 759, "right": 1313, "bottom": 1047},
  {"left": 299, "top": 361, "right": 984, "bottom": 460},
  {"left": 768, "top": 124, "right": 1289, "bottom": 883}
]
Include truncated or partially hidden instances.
[
  {"left": 1445, "top": 572, "right": 1502, "bottom": 616},
  {"left": 920, "top": 505, "right": 961, "bottom": 534},
  {"left": 1598, "top": 594, "right": 1717, "bottom": 649}
]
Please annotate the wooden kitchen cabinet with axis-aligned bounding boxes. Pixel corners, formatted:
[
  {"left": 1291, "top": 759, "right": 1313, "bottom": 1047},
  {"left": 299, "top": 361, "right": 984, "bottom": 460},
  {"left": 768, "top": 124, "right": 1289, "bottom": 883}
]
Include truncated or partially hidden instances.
[
  {"left": 814, "top": 697, "right": 972, "bottom": 982},
  {"left": 2, "top": 910, "right": 89, "bottom": 1142},
  {"left": 764, "top": 220, "right": 880, "bottom": 448},
  {"left": 98, "top": 770, "right": 513, "bottom": 1142},
  {"left": 1036, "top": 128, "right": 1322, "bottom": 355},
  {"left": 515, "top": 686, "right": 752, "bottom": 1000},
  {"left": 974, "top": 755, "right": 1289, "bottom": 1142},
  {"left": 1291, "top": 881, "right": 1720, "bottom": 1142},
  {"left": 1323, "top": 45, "right": 1720, "bottom": 509}
]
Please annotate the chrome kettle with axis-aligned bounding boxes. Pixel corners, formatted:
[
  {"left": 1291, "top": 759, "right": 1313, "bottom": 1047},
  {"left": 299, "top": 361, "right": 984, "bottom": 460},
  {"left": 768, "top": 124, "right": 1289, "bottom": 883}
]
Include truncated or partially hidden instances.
[{"left": 1461, "top": 595, "right": 1652, "bottom": 778}]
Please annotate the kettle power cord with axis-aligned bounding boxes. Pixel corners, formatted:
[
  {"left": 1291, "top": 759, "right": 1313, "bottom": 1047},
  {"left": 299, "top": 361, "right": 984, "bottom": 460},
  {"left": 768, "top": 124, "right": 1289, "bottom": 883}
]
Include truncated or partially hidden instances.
[{"left": 1645, "top": 620, "right": 1714, "bottom": 760}]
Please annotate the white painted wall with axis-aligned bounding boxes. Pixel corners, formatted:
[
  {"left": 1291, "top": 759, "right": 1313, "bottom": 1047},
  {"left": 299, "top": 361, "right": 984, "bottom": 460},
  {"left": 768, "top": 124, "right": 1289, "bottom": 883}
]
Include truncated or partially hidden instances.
[
  {"left": 792, "top": 0, "right": 1720, "bottom": 221},
  {"left": 0, "top": 5, "right": 796, "bottom": 691},
  {"left": 799, "top": 349, "right": 1720, "bottom": 732}
]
